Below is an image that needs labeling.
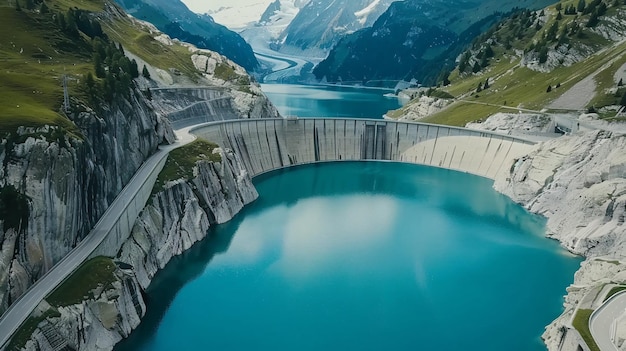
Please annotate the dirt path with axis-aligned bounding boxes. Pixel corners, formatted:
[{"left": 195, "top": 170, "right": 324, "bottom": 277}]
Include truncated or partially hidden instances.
[
  {"left": 549, "top": 45, "right": 626, "bottom": 110},
  {"left": 547, "top": 74, "right": 597, "bottom": 110}
]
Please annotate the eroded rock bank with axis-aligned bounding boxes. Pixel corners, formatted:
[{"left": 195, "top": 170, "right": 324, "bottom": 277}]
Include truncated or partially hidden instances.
[
  {"left": 493, "top": 130, "right": 626, "bottom": 350},
  {"left": 117, "top": 149, "right": 257, "bottom": 290},
  {"left": 0, "top": 87, "right": 174, "bottom": 317},
  {"left": 19, "top": 149, "right": 257, "bottom": 351}
]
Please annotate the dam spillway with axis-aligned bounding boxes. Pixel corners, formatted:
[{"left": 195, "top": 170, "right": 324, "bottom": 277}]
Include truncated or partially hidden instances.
[{"left": 191, "top": 118, "right": 536, "bottom": 180}]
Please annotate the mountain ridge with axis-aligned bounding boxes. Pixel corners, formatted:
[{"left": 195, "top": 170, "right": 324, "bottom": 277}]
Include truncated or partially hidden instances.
[
  {"left": 114, "top": 0, "right": 259, "bottom": 71},
  {"left": 388, "top": 0, "right": 626, "bottom": 126},
  {"left": 313, "top": 0, "right": 559, "bottom": 85}
]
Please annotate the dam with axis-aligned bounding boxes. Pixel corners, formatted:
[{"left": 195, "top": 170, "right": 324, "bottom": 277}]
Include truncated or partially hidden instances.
[
  {"left": 192, "top": 118, "right": 535, "bottom": 180},
  {"left": 0, "top": 117, "right": 536, "bottom": 350},
  {"left": 117, "top": 121, "right": 581, "bottom": 351}
]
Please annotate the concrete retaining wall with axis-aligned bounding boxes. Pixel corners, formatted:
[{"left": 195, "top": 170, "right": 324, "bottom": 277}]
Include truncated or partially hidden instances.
[
  {"left": 89, "top": 153, "right": 169, "bottom": 258},
  {"left": 192, "top": 118, "right": 536, "bottom": 180}
]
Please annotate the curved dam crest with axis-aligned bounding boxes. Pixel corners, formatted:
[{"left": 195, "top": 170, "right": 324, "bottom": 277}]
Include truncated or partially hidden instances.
[{"left": 191, "top": 118, "right": 536, "bottom": 180}]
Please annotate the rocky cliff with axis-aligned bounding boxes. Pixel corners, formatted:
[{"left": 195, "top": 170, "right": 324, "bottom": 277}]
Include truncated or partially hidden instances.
[
  {"left": 313, "top": 0, "right": 556, "bottom": 84},
  {"left": 277, "top": 0, "right": 395, "bottom": 55},
  {"left": 495, "top": 130, "right": 626, "bottom": 257},
  {"left": 22, "top": 263, "right": 145, "bottom": 351},
  {"left": 150, "top": 47, "right": 280, "bottom": 124},
  {"left": 114, "top": 0, "right": 259, "bottom": 71},
  {"left": 16, "top": 148, "right": 257, "bottom": 351},
  {"left": 493, "top": 130, "right": 626, "bottom": 350},
  {"left": 0, "top": 89, "right": 174, "bottom": 317},
  {"left": 117, "top": 148, "right": 258, "bottom": 289}
]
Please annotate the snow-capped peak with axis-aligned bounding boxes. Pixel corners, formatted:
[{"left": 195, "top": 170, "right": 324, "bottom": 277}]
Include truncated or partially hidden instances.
[{"left": 354, "top": 0, "right": 382, "bottom": 26}]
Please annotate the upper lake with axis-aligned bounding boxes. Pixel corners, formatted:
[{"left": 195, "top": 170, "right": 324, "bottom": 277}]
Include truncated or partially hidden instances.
[{"left": 260, "top": 83, "right": 402, "bottom": 118}]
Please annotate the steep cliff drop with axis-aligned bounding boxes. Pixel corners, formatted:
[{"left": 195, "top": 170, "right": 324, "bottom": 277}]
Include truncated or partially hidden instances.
[
  {"left": 0, "top": 87, "right": 175, "bottom": 318},
  {"left": 17, "top": 147, "right": 257, "bottom": 351},
  {"left": 494, "top": 130, "right": 626, "bottom": 351}
]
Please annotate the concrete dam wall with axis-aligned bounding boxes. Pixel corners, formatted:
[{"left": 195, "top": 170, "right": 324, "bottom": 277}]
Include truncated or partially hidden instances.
[
  {"left": 191, "top": 118, "right": 536, "bottom": 180},
  {"left": 151, "top": 87, "right": 239, "bottom": 129}
]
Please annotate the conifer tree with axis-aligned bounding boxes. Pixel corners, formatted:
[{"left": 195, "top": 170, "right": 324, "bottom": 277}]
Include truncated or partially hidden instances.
[
  {"left": 93, "top": 53, "right": 105, "bottom": 78},
  {"left": 484, "top": 45, "right": 494, "bottom": 58},
  {"left": 547, "top": 85, "right": 552, "bottom": 92},
  {"left": 586, "top": 11, "right": 599, "bottom": 27},
  {"left": 577, "top": 0, "right": 586, "bottom": 13},
  {"left": 621, "top": 91, "right": 626, "bottom": 106},
  {"left": 130, "top": 59, "right": 139, "bottom": 78},
  {"left": 618, "top": 78, "right": 624, "bottom": 87},
  {"left": 15, "top": 0, "right": 21, "bottom": 11},
  {"left": 472, "top": 61, "right": 481, "bottom": 73},
  {"left": 142, "top": 65, "right": 151, "bottom": 79},
  {"left": 538, "top": 46, "right": 549, "bottom": 64}
]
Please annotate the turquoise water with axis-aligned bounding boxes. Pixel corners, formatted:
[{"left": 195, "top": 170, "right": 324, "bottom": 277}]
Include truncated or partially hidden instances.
[
  {"left": 116, "top": 162, "right": 581, "bottom": 351},
  {"left": 260, "top": 83, "right": 401, "bottom": 118}
]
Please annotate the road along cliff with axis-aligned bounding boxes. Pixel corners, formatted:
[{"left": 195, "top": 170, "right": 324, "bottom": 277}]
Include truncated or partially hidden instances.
[{"left": 15, "top": 147, "right": 257, "bottom": 351}]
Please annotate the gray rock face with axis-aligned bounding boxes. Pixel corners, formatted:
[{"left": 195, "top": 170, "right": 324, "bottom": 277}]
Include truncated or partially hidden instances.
[
  {"left": 23, "top": 268, "right": 146, "bottom": 351},
  {"left": 278, "top": 0, "right": 395, "bottom": 53},
  {"left": 17, "top": 149, "right": 256, "bottom": 351},
  {"left": 118, "top": 148, "right": 258, "bottom": 289},
  {"left": 151, "top": 86, "right": 279, "bottom": 128},
  {"left": 495, "top": 130, "right": 626, "bottom": 257},
  {"left": 0, "top": 88, "right": 173, "bottom": 316},
  {"left": 494, "top": 130, "right": 626, "bottom": 350}
]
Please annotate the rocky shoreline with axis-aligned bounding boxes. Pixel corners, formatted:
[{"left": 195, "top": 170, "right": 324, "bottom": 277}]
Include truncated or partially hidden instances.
[
  {"left": 12, "top": 110, "right": 626, "bottom": 351},
  {"left": 466, "top": 111, "right": 626, "bottom": 350},
  {"left": 20, "top": 149, "right": 257, "bottom": 351}
]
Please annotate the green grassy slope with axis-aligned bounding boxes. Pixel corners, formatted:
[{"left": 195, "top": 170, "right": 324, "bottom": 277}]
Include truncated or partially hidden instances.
[
  {"left": 0, "top": 6, "right": 91, "bottom": 133},
  {"left": 0, "top": 0, "right": 206, "bottom": 134},
  {"left": 393, "top": 0, "right": 626, "bottom": 126}
]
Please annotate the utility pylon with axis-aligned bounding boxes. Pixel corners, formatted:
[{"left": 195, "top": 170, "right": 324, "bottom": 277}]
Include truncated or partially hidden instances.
[{"left": 62, "top": 74, "right": 70, "bottom": 113}]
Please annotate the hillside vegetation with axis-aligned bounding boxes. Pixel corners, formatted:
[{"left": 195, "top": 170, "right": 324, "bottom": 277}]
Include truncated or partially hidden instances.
[
  {"left": 313, "top": 0, "right": 558, "bottom": 85},
  {"left": 114, "top": 0, "right": 259, "bottom": 71},
  {"left": 391, "top": 0, "right": 626, "bottom": 126},
  {"left": 0, "top": 0, "right": 251, "bottom": 135}
]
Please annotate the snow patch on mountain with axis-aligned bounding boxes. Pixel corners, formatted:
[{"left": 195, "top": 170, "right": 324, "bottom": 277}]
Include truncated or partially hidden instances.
[
  {"left": 355, "top": 0, "right": 381, "bottom": 25},
  {"left": 205, "top": 1, "right": 275, "bottom": 29}
]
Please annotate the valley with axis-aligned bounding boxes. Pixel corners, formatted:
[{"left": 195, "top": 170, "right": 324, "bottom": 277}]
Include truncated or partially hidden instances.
[{"left": 2, "top": 1, "right": 626, "bottom": 351}]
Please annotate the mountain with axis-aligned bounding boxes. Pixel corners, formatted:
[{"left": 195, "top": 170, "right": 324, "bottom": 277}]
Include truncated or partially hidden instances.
[
  {"left": 259, "top": 0, "right": 283, "bottom": 24},
  {"left": 203, "top": 0, "right": 310, "bottom": 29},
  {"left": 276, "top": 0, "right": 396, "bottom": 55},
  {"left": 252, "top": 0, "right": 306, "bottom": 38},
  {"left": 114, "top": 0, "right": 259, "bottom": 71},
  {"left": 388, "top": 1, "right": 626, "bottom": 126},
  {"left": 313, "top": 0, "right": 558, "bottom": 85}
]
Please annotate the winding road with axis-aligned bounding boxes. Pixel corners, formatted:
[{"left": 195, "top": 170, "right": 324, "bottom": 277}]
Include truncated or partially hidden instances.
[
  {"left": 0, "top": 128, "right": 196, "bottom": 350},
  {"left": 590, "top": 291, "right": 626, "bottom": 351}
]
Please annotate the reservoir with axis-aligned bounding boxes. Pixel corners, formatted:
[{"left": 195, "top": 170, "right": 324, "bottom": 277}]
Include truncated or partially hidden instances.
[
  {"left": 260, "top": 83, "right": 401, "bottom": 118},
  {"left": 116, "top": 162, "right": 581, "bottom": 351},
  {"left": 116, "top": 84, "right": 579, "bottom": 351}
]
